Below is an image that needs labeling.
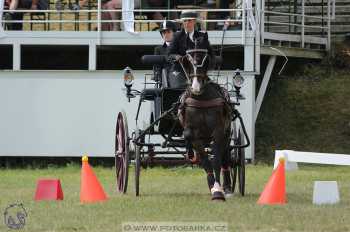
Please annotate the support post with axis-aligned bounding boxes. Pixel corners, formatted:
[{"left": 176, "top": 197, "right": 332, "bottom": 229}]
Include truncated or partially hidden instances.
[
  {"left": 327, "top": 0, "right": 331, "bottom": 50},
  {"left": 261, "top": 0, "right": 265, "bottom": 43},
  {"left": 243, "top": 42, "right": 255, "bottom": 161},
  {"left": 13, "top": 43, "right": 21, "bottom": 71},
  {"left": 97, "top": 0, "right": 102, "bottom": 45},
  {"left": 242, "top": 0, "right": 246, "bottom": 45},
  {"left": 255, "top": 0, "right": 261, "bottom": 73},
  {"left": 254, "top": 55, "right": 276, "bottom": 122},
  {"left": 89, "top": 43, "right": 97, "bottom": 71},
  {"left": 301, "top": 0, "right": 305, "bottom": 48}
]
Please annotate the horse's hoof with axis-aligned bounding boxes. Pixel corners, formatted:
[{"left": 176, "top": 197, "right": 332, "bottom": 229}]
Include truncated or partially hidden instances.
[
  {"left": 212, "top": 191, "right": 226, "bottom": 201},
  {"left": 211, "top": 182, "right": 225, "bottom": 201}
]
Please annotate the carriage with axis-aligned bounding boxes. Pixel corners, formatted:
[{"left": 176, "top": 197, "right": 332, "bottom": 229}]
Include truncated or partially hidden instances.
[{"left": 115, "top": 52, "right": 250, "bottom": 198}]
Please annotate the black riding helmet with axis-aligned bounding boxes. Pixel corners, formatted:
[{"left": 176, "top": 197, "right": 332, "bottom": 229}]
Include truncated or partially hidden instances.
[{"left": 159, "top": 20, "right": 177, "bottom": 35}]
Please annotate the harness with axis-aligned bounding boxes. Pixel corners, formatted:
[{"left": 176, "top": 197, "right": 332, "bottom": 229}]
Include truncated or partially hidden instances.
[{"left": 185, "top": 97, "right": 225, "bottom": 108}]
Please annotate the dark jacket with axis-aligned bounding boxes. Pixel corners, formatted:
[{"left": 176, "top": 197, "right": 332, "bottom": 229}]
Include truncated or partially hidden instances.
[
  {"left": 153, "top": 43, "right": 169, "bottom": 82},
  {"left": 154, "top": 42, "right": 169, "bottom": 56},
  {"left": 167, "top": 29, "right": 215, "bottom": 88},
  {"left": 168, "top": 29, "right": 214, "bottom": 57}
]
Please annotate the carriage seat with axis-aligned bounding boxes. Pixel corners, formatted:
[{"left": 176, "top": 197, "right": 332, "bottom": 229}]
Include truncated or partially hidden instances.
[{"left": 141, "top": 88, "right": 162, "bottom": 101}]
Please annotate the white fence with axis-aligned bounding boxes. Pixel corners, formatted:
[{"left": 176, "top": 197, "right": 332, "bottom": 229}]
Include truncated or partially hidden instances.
[
  {"left": 0, "top": 70, "right": 255, "bottom": 159},
  {"left": 274, "top": 150, "right": 350, "bottom": 169}
]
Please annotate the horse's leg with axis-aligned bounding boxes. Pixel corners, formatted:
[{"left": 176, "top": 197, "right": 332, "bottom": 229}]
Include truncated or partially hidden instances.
[
  {"left": 199, "top": 153, "right": 215, "bottom": 190},
  {"left": 192, "top": 140, "right": 216, "bottom": 195},
  {"left": 221, "top": 108, "right": 233, "bottom": 196},
  {"left": 221, "top": 133, "right": 232, "bottom": 196},
  {"left": 210, "top": 139, "right": 226, "bottom": 201},
  {"left": 183, "top": 128, "right": 197, "bottom": 163}
]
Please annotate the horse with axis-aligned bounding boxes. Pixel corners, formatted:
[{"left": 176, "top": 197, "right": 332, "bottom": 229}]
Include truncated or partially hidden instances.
[{"left": 177, "top": 42, "right": 232, "bottom": 201}]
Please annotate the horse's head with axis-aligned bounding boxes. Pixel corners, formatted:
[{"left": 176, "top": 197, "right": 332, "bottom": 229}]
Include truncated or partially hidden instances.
[
  {"left": 179, "top": 35, "right": 212, "bottom": 95},
  {"left": 181, "top": 48, "right": 211, "bottom": 95}
]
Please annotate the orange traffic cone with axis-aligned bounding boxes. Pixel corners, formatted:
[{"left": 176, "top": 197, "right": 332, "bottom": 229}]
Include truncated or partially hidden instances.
[
  {"left": 80, "top": 155, "right": 108, "bottom": 203},
  {"left": 257, "top": 158, "right": 286, "bottom": 205}
]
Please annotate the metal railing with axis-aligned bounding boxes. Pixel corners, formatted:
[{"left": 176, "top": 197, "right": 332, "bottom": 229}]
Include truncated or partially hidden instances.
[
  {"left": 1, "top": 8, "right": 245, "bottom": 30},
  {"left": 1, "top": 7, "right": 250, "bottom": 45},
  {"left": 261, "top": 0, "right": 334, "bottom": 50},
  {"left": 1, "top": 2, "right": 332, "bottom": 49}
]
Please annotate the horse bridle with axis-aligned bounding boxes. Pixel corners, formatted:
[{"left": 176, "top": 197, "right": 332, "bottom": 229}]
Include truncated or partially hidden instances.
[
  {"left": 185, "top": 49, "right": 209, "bottom": 68},
  {"left": 178, "top": 49, "right": 209, "bottom": 85}
]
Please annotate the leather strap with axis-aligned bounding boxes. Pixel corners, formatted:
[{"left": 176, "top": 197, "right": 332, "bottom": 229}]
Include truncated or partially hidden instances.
[{"left": 185, "top": 97, "right": 225, "bottom": 108}]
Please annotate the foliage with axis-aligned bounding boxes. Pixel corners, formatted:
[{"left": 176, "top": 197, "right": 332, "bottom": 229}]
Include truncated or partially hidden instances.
[
  {"left": 326, "top": 41, "right": 350, "bottom": 70},
  {"left": 255, "top": 61, "right": 350, "bottom": 163}
]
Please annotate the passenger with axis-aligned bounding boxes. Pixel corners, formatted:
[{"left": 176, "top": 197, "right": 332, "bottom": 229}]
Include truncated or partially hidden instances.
[{"left": 153, "top": 20, "right": 177, "bottom": 83}]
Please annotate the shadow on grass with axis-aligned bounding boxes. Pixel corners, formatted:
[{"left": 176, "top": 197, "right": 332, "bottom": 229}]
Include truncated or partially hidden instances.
[{"left": 139, "top": 192, "right": 209, "bottom": 198}]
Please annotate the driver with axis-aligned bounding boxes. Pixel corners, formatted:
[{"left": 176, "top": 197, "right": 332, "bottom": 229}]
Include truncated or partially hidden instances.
[
  {"left": 167, "top": 10, "right": 215, "bottom": 87},
  {"left": 168, "top": 10, "right": 214, "bottom": 60}
]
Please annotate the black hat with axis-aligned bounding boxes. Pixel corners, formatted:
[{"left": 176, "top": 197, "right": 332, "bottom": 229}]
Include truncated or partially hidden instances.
[
  {"left": 159, "top": 20, "right": 177, "bottom": 33},
  {"left": 180, "top": 10, "right": 198, "bottom": 21}
]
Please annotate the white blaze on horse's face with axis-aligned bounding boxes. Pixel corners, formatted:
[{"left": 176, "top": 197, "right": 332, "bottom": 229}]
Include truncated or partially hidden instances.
[{"left": 191, "top": 76, "right": 201, "bottom": 95}]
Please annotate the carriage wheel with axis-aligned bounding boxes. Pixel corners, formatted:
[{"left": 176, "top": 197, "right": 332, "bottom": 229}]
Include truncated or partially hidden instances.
[
  {"left": 231, "top": 158, "right": 238, "bottom": 194},
  {"left": 230, "top": 122, "right": 238, "bottom": 194},
  {"left": 115, "top": 111, "right": 129, "bottom": 194},
  {"left": 134, "top": 130, "right": 142, "bottom": 197},
  {"left": 237, "top": 129, "right": 246, "bottom": 196}
]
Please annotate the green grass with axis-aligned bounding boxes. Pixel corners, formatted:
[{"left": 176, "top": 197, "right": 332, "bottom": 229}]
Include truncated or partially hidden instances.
[{"left": 1, "top": 165, "right": 350, "bottom": 232}]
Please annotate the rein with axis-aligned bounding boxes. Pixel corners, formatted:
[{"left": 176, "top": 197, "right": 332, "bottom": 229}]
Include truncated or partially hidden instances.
[{"left": 178, "top": 56, "right": 191, "bottom": 83}]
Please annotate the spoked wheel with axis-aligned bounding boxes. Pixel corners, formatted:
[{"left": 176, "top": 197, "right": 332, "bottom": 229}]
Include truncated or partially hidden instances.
[
  {"left": 115, "top": 111, "right": 129, "bottom": 194},
  {"left": 231, "top": 161, "right": 238, "bottom": 193},
  {"left": 237, "top": 129, "right": 246, "bottom": 196},
  {"left": 230, "top": 125, "right": 246, "bottom": 196},
  {"left": 134, "top": 129, "right": 142, "bottom": 197},
  {"left": 230, "top": 122, "right": 238, "bottom": 194}
]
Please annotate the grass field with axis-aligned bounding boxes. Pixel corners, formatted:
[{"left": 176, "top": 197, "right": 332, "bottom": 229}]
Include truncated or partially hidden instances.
[{"left": 1, "top": 164, "right": 350, "bottom": 232}]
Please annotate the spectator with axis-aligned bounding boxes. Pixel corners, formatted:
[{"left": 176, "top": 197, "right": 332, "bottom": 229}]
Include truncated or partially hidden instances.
[
  {"left": 7, "top": 0, "right": 49, "bottom": 30},
  {"left": 101, "top": 0, "right": 166, "bottom": 31},
  {"left": 54, "top": 0, "right": 88, "bottom": 10},
  {"left": 101, "top": 0, "right": 121, "bottom": 31}
]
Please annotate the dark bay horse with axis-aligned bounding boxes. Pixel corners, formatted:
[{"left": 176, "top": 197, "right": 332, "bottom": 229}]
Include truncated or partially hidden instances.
[{"left": 178, "top": 47, "right": 232, "bottom": 201}]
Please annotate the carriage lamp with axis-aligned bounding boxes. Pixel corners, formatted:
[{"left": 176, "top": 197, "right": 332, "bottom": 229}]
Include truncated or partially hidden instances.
[
  {"left": 123, "top": 66, "right": 134, "bottom": 87},
  {"left": 123, "top": 66, "right": 135, "bottom": 101},
  {"left": 233, "top": 69, "right": 244, "bottom": 89}
]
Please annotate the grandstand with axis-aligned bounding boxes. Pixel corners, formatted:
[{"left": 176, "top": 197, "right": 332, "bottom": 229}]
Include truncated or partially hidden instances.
[{"left": 0, "top": 0, "right": 344, "bottom": 160}]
